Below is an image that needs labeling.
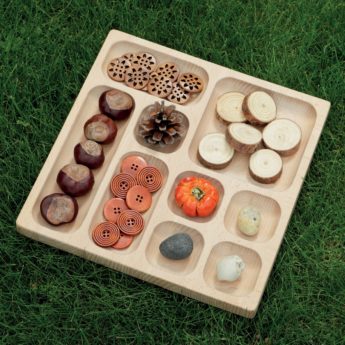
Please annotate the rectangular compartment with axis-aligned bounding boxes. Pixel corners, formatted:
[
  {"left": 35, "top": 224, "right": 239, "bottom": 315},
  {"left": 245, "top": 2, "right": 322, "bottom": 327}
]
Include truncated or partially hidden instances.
[
  {"left": 30, "top": 85, "right": 134, "bottom": 233},
  {"left": 16, "top": 30, "right": 330, "bottom": 318},
  {"left": 102, "top": 41, "right": 209, "bottom": 105},
  {"left": 87, "top": 151, "right": 169, "bottom": 253}
]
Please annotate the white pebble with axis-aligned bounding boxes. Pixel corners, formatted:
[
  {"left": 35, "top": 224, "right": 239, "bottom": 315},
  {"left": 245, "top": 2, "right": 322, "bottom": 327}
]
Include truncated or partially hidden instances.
[
  {"left": 237, "top": 206, "right": 261, "bottom": 236},
  {"left": 216, "top": 255, "right": 245, "bottom": 282}
]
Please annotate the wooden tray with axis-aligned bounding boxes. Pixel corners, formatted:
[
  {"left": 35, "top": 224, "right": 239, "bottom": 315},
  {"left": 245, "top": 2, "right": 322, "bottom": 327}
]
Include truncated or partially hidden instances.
[{"left": 16, "top": 30, "right": 330, "bottom": 318}]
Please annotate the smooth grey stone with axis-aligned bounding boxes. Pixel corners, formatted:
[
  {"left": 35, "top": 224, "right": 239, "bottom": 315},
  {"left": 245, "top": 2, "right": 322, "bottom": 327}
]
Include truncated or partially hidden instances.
[{"left": 159, "top": 233, "right": 193, "bottom": 260}]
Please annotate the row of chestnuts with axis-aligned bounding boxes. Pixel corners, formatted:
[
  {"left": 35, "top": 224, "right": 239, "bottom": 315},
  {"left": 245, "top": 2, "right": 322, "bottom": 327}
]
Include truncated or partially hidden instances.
[{"left": 41, "top": 89, "right": 134, "bottom": 226}]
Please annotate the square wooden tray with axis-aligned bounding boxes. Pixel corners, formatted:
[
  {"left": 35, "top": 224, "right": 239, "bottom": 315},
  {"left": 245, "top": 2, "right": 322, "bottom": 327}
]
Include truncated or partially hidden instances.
[{"left": 16, "top": 30, "right": 330, "bottom": 318}]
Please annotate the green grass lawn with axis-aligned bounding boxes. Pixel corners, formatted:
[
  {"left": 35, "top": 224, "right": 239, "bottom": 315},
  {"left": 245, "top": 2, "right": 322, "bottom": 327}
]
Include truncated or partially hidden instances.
[{"left": 1, "top": 0, "right": 344, "bottom": 344}]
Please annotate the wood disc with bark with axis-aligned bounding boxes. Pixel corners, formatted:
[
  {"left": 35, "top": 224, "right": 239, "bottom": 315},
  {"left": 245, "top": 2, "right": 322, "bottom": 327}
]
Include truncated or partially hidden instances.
[
  {"left": 198, "top": 133, "right": 234, "bottom": 169},
  {"left": 263, "top": 118, "right": 302, "bottom": 156},
  {"left": 249, "top": 149, "right": 283, "bottom": 184},
  {"left": 216, "top": 92, "right": 246, "bottom": 124},
  {"left": 243, "top": 91, "right": 277, "bottom": 125},
  {"left": 226, "top": 123, "right": 262, "bottom": 154}
]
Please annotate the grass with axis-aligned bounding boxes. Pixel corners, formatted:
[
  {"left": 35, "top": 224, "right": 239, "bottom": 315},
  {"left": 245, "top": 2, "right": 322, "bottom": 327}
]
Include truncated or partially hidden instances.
[{"left": 1, "top": 0, "right": 344, "bottom": 344}]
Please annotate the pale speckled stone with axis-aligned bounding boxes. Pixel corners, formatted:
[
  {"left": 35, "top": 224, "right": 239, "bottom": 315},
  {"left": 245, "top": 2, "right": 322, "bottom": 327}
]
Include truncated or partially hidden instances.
[
  {"left": 237, "top": 206, "right": 261, "bottom": 236},
  {"left": 217, "top": 255, "right": 245, "bottom": 282}
]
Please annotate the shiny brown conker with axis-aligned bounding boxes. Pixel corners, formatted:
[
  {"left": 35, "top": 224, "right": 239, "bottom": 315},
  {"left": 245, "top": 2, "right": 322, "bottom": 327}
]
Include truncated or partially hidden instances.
[
  {"left": 40, "top": 193, "right": 78, "bottom": 226},
  {"left": 57, "top": 163, "right": 94, "bottom": 197},
  {"left": 99, "top": 89, "right": 134, "bottom": 121},
  {"left": 84, "top": 114, "right": 117, "bottom": 144},
  {"left": 74, "top": 140, "right": 104, "bottom": 169}
]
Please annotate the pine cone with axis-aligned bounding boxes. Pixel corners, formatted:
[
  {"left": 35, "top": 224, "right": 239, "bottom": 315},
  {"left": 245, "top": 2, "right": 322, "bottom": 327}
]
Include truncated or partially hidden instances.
[{"left": 138, "top": 101, "right": 186, "bottom": 146}]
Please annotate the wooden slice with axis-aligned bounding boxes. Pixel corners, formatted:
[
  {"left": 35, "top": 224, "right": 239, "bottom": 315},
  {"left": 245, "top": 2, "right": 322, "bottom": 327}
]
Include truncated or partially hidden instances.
[
  {"left": 243, "top": 91, "right": 277, "bottom": 125},
  {"left": 125, "top": 66, "right": 150, "bottom": 90},
  {"left": 131, "top": 52, "right": 157, "bottom": 73},
  {"left": 178, "top": 73, "right": 204, "bottom": 93},
  {"left": 249, "top": 149, "right": 283, "bottom": 184},
  {"left": 226, "top": 123, "right": 262, "bottom": 154},
  {"left": 167, "top": 82, "right": 190, "bottom": 104},
  {"left": 216, "top": 92, "right": 246, "bottom": 124},
  {"left": 147, "top": 76, "right": 173, "bottom": 98},
  {"left": 263, "top": 118, "right": 302, "bottom": 156},
  {"left": 107, "top": 57, "right": 131, "bottom": 82},
  {"left": 198, "top": 133, "right": 234, "bottom": 169},
  {"left": 150, "top": 62, "right": 180, "bottom": 82}
]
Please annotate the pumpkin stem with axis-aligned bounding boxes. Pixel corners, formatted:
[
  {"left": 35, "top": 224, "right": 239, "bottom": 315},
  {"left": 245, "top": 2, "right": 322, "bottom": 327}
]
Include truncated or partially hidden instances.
[{"left": 192, "top": 187, "right": 205, "bottom": 201}]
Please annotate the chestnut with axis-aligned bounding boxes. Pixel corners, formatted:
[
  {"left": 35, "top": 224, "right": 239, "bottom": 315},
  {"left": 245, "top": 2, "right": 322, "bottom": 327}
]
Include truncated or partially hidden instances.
[
  {"left": 57, "top": 163, "right": 94, "bottom": 197},
  {"left": 74, "top": 140, "right": 104, "bottom": 169},
  {"left": 40, "top": 193, "right": 78, "bottom": 226},
  {"left": 99, "top": 89, "right": 134, "bottom": 120},
  {"left": 84, "top": 114, "right": 117, "bottom": 144}
]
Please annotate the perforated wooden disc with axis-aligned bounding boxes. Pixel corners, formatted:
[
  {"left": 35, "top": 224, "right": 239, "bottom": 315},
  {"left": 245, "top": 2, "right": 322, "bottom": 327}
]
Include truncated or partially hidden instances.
[
  {"left": 131, "top": 52, "right": 157, "bottom": 73},
  {"left": 107, "top": 57, "right": 131, "bottom": 82},
  {"left": 167, "top": 82, "right": 190, "bottom": 104},
  {"left": 150, "top": 62, "right": 180, "bottom": 82},
  {"left": 121, "top": 53, "right": 135, "bottom": 64},
  {"left": 147, "top": 76, "right": 173, "bottom": 98},
  {"left": 178, "top": 73, "right": 204, "bottom": 93},
  {"left": 125, "top": 66, "right": 150, "bottom": 90}
]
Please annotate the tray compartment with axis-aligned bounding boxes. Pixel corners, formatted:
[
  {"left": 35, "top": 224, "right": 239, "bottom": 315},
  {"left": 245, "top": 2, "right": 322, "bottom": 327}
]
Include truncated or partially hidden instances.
[
  {"left": 203, "top": 241, "right": 262, "bottom": 297},
  {"left": 102, "top": 41, "right": 209, "bottom": 105},
  {"left": 224, "top": 191, "right": 281, "bottom": 242},
  {"left": 189, "top": 77, "right": 317, "bottom": 191},
  {"left": 87, "top": 151, "right": 169, "bottom": 253},
  {"left": 134, "top": 103, "right": 190, "bottom": 154},
  {"left": 32, "top": 85, "right": 134, "bottom": 233},
  {"left": 167, "top": 171, "right": 224, "bottom": 223},
  {"left": 145, "top": 221, "right": 204, "bottom": 275}
]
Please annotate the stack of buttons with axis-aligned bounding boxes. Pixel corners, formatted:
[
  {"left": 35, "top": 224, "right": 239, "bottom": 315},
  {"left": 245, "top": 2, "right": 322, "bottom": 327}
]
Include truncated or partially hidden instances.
[{"left": 91, "top": 155, "right": 163, "bottom": 250}]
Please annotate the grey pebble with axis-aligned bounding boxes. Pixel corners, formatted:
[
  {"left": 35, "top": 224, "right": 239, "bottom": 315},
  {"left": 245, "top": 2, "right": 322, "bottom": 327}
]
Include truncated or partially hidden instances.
[{"left": 159, "top": 233, "right": 193, "bottom": 260}]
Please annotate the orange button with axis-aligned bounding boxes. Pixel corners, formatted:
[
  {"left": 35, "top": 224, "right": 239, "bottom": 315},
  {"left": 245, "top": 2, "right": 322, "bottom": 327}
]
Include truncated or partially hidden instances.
[
  {"left": 136, "top": 166, "right": 163, "bottom": 193},
  {"left": 126, "top": 185, "right": 152, "bottom": 213},
  {"left": 112, "top": 232, "right": 134, "bottom": 249},
  {"left": 92, "top": 221, "right": 120, "bottom": 247},
  {"left": 110, "top": 173, "right": 136, "bottom": 199},
  {"left": 103, "top": 198, "right": 128, "bottom": 223},
  {"left": 120, "top": 155, "right": 148, "bottom": 177},
  {"left": 117, "top": 210, "right": 144, "bottom": 236}
]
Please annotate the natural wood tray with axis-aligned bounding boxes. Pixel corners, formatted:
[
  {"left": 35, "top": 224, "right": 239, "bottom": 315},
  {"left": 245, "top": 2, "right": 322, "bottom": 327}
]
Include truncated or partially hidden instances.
[{"left": 16, "top": 30, "right": 330, "bottom": 318}]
